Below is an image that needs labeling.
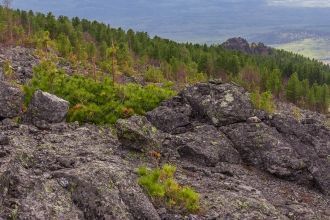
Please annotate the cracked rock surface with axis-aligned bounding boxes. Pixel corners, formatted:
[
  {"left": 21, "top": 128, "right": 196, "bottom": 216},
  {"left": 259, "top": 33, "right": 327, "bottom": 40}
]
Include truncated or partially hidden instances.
[{"left": 0, "top": 82, "right": 329, "bottom": 220}]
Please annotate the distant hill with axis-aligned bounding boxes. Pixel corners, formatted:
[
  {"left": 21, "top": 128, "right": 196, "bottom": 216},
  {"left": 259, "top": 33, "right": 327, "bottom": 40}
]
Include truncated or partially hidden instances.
[{"left": 13, "top": 0, "right": 330, "bottom": 43}]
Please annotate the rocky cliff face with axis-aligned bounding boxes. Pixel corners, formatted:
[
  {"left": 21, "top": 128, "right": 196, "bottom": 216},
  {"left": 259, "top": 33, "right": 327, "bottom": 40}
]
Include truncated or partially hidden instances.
[
  {"left": 222, "top": 37, "right": 272, "bottom": 55},
  {"left": 0, "top": 80, "right": 329, "bottom": 219}
]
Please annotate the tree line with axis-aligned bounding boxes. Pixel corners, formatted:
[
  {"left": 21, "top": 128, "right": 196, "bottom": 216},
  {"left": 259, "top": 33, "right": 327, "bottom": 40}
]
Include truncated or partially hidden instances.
[{"left": 0, "top": 4, "right": 329, "bottom": 113}]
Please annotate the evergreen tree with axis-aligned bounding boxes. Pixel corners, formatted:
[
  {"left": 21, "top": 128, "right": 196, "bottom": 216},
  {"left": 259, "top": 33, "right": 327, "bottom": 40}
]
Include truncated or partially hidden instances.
[
  {"left": 56, "top": 33, "right": 72, "bottom": 57},
  {"left": 320, "top": 84, "right": 329, "bottom": 112},
  {"left": 266, "top": 69, "right": 281, "bottom": 97},
  {"left": 286, "top": 72, "right": 301, "bottom": 104}
]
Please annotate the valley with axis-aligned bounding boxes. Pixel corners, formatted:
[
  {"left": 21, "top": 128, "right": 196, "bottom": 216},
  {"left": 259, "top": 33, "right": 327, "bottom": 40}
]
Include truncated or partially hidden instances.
[{"left": 273, "top": 38, "right": 330, "bottom": 65}]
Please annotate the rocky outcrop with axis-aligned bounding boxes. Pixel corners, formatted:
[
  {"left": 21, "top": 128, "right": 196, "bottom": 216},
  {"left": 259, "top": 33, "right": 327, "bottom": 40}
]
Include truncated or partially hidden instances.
[
  {"left": 222, "top": 37, "right": 272, "bottom": 55},
  {"left": 222, "top": 37, "right": 251, "bottom": 54},
  {"left": 0, "top": 81, "right": 23, "bottom": 119},
  {"left": 0, "top": 82, "right": 329, "bottom": 220},
  {"left": 123, "top": 82, "right": 330, "bottom": 196},
  {"left": 270, "top": 114, "right": 330, "bottom": 195},
  {"left": 146, "top": 96, "right": 192, "bottom": 134},
  {"left": 0, "top": 122, "right": 160, "bottom": 220},
  {"left": 122, "top": 82, "right": 330, "bottom": 198},
  {"left": 165, "top": 125, "right": 241, "bottom": 166},
  {"left": 181, "top": 82, "right": 254, "bottom": 126},
  {"left": 116, "top": 116, "right": 162, "bottom": 152},
  {"left": 24, "top": 90, "right": 69, "bottom": 128},
  {"left": 220, "top": 122, "right": 311, "bottom": 182}
]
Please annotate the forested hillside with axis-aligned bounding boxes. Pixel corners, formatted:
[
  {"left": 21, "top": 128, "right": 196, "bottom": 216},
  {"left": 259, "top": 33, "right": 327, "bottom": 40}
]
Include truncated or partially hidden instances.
[
  {"left": 0, "top": 5, "right": 329, "bottom": 120},
  {"left": 0, "top": 4, "right": 330, "bottom": 218}
]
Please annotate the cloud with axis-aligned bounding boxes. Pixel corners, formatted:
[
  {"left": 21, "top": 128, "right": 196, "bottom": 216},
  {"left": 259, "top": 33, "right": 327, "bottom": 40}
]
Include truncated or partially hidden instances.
[{"left": 267, "top": 0, "right": 330, "bottom": 7}]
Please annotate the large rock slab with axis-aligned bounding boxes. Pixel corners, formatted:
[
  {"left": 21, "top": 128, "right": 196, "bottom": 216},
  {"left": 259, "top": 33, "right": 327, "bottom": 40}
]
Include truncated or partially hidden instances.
[
  {"left": 181, "top": 82, "right": 254, "bottom": 126},
  {"left": 270, "top": 114, "right": 330, "bottom": 195},
  {"left": 116, "top": 116, "right": 162, "bottom": 152},
  {"left": 0, "top": 124, "right": 160, "bottom": 220},
  {"left": 146, "top": 96, "right": 192, "bottom": 134},
  {"left": 0, "top": 81, "right": 23, "bottom": 119},
  {"left": 165, "top": 125, "right": 241, "bottom": 166},
  {"left": 221, "top": 122, "right": 314, "bottom": 186},
  {"left": 24, "top": 90, "right": 69, "bottom": 126}
]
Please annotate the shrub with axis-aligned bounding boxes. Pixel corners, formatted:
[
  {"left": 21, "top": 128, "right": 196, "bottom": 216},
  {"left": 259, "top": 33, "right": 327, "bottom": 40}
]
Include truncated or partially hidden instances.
[
  {"left": 251, "top": 90, "right": 275, "bottom": 113},
  {"left": 137, "top": 164, "right": 200, "bottom": 214},
  {"left": 187, "top": 72, "right": 208, "bottom": 84},
  {"left": 24, "top": 61, "right": 176, "bottom": 124},
  {"left": 144, "top": 66, "right": 165, "bottom": 83},
  {"left": 2, "top": 60, "right": 14, "bottom": 80}
]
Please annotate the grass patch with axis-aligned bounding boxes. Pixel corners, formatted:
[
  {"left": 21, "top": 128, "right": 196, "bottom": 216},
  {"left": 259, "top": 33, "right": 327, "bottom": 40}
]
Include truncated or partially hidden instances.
[{"left": 137, "top": 164, "right": 200, "bottom": 214}]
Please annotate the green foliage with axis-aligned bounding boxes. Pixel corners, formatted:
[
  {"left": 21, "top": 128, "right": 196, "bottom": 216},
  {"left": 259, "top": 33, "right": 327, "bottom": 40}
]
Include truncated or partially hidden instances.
[
  {"left": 187, "top": 72, "right": 208, "bottom": 84},
  {"left": 144, "top": 66, "right": 165, "bottom": 83},
  {"left": 265, "top": 69, "right": 282, "bottom": 97},
  {"left": 286, "top": 73, "right": 329, "bottom": 112},
  {"left": 138, "top": 164, "right": 200, "bottom": 214},
  {"left": 251, "top": 90, "right": 275, "bottom": 113},
  {"left": 2, "top": 59, "right": 13, "bottom": 79},
  {"left": 24, "top": 61, "right": 175, "bottom": 124},
  {"left": 286, "top": 72, "right": 301, "bottom": 104},
  {"left": 56, "top": 33, "right": 72, "bottom": 57},
  {"left": 0, "top": 7, "right": 329, "bottom": 112}
]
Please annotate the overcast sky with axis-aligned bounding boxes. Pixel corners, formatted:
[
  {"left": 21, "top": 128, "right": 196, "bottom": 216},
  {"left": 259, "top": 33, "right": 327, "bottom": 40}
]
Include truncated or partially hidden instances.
[{"left": 268, "top": 0, "right": 330, "bottom": 7}]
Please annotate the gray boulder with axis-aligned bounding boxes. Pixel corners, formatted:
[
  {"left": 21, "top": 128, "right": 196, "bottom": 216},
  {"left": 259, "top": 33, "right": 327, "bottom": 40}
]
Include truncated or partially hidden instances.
[
  {"left": 221, "top": 122, "right": 312, "bottom": 184},
  {"left": 0, "top": 81, "right": 23, "bottom": 119},
  {"left": 270, "top": 114, "right": 330, "bottom": 195},
  {"left": 25, "top": 90, "right": 69, "bottom": 127},
  {"left": 116, "top": 116, "right": 162, "bottom": 152},
  {"left": 247, "top": 116, "right": 262, "bottom": 123},
  {"left": 146, "top": 96, "right": 192, "bottom": 134},
  {"left": 181, "top": 83, "right": 254, "bottom": 126},
  {"left": 0, "top": 133, "right": 9, "bottom": 145},
  {"left": 166, "top": 125, "right": 241, "bottom": 166}
]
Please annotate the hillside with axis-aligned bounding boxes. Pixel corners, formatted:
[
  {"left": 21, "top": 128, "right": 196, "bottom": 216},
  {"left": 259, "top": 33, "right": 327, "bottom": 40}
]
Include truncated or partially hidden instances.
[
  {"left": 0, "top": 6, "right": 329, "bottom": 118},
  {"left": 0, "top": 5, "right": 329, "bottom": 220}
]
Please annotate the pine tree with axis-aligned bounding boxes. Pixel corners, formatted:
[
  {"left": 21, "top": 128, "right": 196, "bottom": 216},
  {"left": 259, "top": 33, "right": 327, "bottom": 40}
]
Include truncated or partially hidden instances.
[
  {"left": 320, "top": 84, "right": 329, "bottom": 112},
  {"left": 106, "top": 42, "right": 119, "bottom": 83},
  {"left": 266, "top": 69, "right": 281, "bottom": 97},
  {"left": 2, "top": 0, "right": 13, "bottom": 43},
  {"left": 286, "top": 72, "right": 301, "bottom": 104},
  {"left": 307, "top": 89, "right": 316, "bottom": 110},
  {"left": 56, "top": 33, "right": 72, "bottom": 57}
]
